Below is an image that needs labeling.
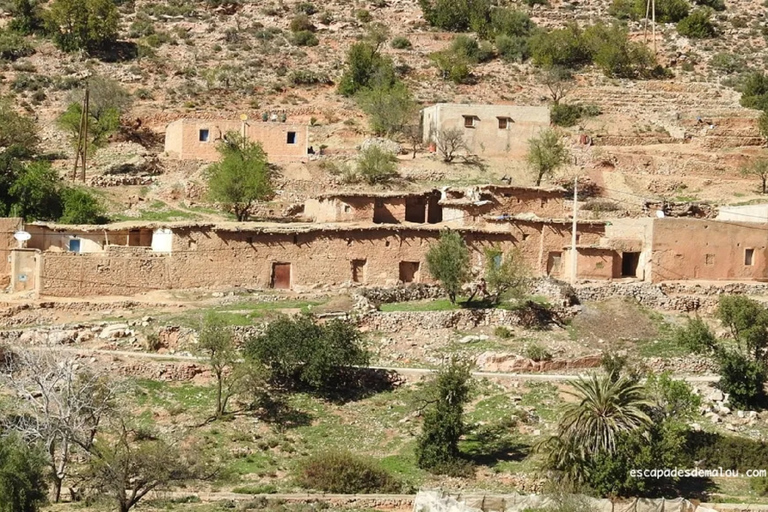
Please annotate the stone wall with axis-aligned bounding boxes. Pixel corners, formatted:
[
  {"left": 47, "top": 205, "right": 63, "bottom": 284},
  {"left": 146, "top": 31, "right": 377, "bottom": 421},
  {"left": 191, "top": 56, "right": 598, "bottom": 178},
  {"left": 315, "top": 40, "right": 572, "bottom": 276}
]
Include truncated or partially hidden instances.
[{"left": 0, "top": 218, "right": 21, "bottom": 289}]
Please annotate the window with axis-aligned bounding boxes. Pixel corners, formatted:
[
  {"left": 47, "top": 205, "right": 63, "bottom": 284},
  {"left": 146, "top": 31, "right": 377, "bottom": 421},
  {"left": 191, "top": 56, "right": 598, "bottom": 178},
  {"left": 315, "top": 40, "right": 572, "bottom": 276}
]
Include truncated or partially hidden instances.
[
  {"left": 199, "top": 129, "right": 210, "bottom": 142},
  {"left": 463, "top": 115, "right": 477, "bottom": 128},
  {"left": 68, "top": 239, "right": 81, "bottom": 253},
  {"left": 344, "top": 204, "right": 351, "bottom": 213},
  {"left": 705, "top": 253, "right": 715, "bottom": 265},
  {"left": 287, "top": 131, "right": 297, "bottom": 144},
  {"left": 745, "top": 248, "right": 755, "bottom": 266},
  {"left": 493, "top": 253, "right": 502, "bottom": 269},
  {"left": 497, "top": 117, "right": 512, "bottom": 129}
]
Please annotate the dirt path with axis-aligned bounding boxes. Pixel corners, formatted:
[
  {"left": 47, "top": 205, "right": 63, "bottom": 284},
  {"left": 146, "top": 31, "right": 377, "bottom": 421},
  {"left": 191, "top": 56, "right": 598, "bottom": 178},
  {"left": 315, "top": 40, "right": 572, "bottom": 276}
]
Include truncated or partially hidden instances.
[{"left": 20, "top": 346, "right": 720, "bottom": 383}]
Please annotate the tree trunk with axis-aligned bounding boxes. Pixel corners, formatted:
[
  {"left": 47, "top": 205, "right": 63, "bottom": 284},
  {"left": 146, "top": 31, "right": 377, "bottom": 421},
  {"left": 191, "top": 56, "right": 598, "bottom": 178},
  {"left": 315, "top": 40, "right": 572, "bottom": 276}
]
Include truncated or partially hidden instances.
[
  {"left": 53, "top": 475, "right": 62, "bottom": 503},
  {"left": 448, "top": 292, "right": 456, "bottom": 304},
  {"left": 762, "top": 176, "right": 766, "bottom": 194},
  {"left": 216, "top": 371, "right": 223, "bottom": 417}
]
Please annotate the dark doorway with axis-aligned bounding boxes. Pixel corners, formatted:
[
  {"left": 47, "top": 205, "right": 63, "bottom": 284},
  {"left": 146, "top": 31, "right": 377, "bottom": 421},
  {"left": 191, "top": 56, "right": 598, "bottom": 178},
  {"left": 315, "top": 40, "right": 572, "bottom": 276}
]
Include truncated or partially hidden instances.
[
  {"left": 373, "top": 199, "right": 399, "bottom": 224},
  {"left": 271, "top": 262, "right": 291, "bottom": 289},
  {"left": 399, "top": 261, "right": 420, "bottom": 283},
  {"left": 621, "top": 252, "right": 640, "bottom": 277},
  {"left": 351, "top": 259, "right": 366, "bottom": 283},
  {"left": 405, "top": 196, "right": 427, "bottom": 223},
  {"left": 427, "top": 194, "right": 443, "bottom": 224},
  {"left": 547, "top": 252, "right": 562, "bottom": 276}
]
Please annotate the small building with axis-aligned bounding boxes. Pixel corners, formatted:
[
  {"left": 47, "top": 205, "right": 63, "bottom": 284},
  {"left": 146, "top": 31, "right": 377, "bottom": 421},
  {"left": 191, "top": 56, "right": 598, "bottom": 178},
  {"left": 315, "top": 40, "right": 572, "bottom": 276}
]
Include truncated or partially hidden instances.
[
  {"left": 164, "top": 118, "right": 309, "bottom": 162},
  {"left": 440, "top": 185, "right": 566, "bottom": 226},
  {"left": 421, "top": 103, "right": 550, "bottom": 158},
  {"left": 304, "top": 191, "right": 443, "bottom": 224},
  {"left": 716, "top": 204, "right": 768, "bottom": 223}
]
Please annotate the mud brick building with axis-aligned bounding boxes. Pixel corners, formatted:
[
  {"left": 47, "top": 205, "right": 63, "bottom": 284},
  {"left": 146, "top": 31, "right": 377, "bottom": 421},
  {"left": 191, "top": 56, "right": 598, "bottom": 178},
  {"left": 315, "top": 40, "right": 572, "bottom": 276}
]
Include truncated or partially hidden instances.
[
  {"left": 164, "top": 118, "right": 309, "bottom": 162},
  {"left": 421, "top": 103, "right": 550, "bottom": 158}
]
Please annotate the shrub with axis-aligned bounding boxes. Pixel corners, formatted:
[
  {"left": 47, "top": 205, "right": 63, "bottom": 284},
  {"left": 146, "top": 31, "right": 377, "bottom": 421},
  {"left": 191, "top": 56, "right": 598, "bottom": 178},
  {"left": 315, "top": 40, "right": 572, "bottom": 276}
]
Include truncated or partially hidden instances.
[
  {"left": 47, "top": 0, "right": 119, "bottom": 52},
  {"left": 677, "top": 8, "right": 716, "bottom": 38},
  {"left": 298, "top": 451, "right": 403, "bottom": 493},
  {"left": 289, "top": 14, "right": 315, "bottom": 32},
  {"left": 674, "top": 316, "right": 717, "bottom": 354},
  {"left": 59, "top": 187, "right": 109, "bottom": 224},
  {"left": 495, "top": 34, "right": 529, "bottom": 62},
  {"left": 356, "top": 9, "right": 372, "bottom": 22},
  {"left": 417, "top": 0, "right": 491, "bottom": 32},
  {"left": 391, "top": 36, "right": 412, "bottom": 49},
  {"left": 292, "top": 30, "right": 318, "bottom": 46},
  {"left": 426, "top": 231, "right": 470, "bottom": 303},
  {"left": 289, "top": 70, "right": 331, "bottom": 85},
  {"left": 523, "top": 343, "right": 552, "bottom": 362},
  {"left": 356, "top": 145, "right": 399, "bottom": 185},
  {"left": 244, "top": 315, "right": 369, "bottom": 392},
  {"left": 600, "top": 351, "right": 629, "bottom": 381},
  {"left": 494, "top": 326, "right": 514, "bottom": 339},
  {"left": 523, "top": 0, "right": 547, "bottom": 5},
  {"left": 751, "top": 476, "right": 768, "bottom": 496},
  {"left": 740, "top": 72, "right": 768, "bottom": 111},
  {"left": 710, "top": 52, "right": 743, "bottom": 74},
  {"left": 296, "top": 2, "right": 317, "bottom": 14},
  {"left": 530, "top": 24, "right": 591, "bottom": 69},
  {"left": 487, "top": 7, "right": 533, "bottom": 38},
  {"left": 653, "top": 0, "right": 690, "bottom": 22},
  {"left": 586, "top": 23, "right": 656, "bottom": 79},
  {"left": 0, "top": 435, "right": 48, "bottom": 512},
  {"left": 717, "top": 350, "right": 767, "bottom": 409},
  {"left": 450, "top": 34, "right": 493, "bottom": 63},
  {"left": 356, "top": 81, "right": 416, "bottom": 137},
  {"left": 695, "top": 0, "right": 725, "bottom": 11},
  {"left": 430, "top": 50, "right": 472, "bottom": 83},
  {"left": 0, "top": 29, "right": 34, "bottom": 61},
  {"left": 338, "top": 42, "right": 396, "bottom": 96},
  {"left": 550, "top": 103, "right": 582, "bottom": 127},
  {"left": 687, "top": 431, "right": 768, "bottom": 471},
  {"left": 608, "top": 0, "right": 637, "bottom": 19}
]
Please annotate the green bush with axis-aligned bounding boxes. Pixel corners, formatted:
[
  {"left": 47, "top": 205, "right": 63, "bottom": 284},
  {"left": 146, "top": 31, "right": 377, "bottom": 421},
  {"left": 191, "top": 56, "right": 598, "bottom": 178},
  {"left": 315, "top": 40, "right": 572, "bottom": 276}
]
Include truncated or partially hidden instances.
[
  {"left": 450, "top": 35, "right": 494, "bottom": 63},
  {"left": 494, "top": 326, "right": 514, "bottom": 339},
  {"left": 356, "top": 9, "right": 372, "bottom": 22},
  {"left": 653, "top": 0, "right": 690, "bottom": 22},
  {"left": 391, "top": 36, "right": 412, "bottom": 49},
  {"left": 0, "top": 435, "right": 48, "bottom": 512},
  {"left": 524, "top": 343, "right": 552, "bottom": 362},
  {"left": 487, "top": 8, "right": 534, "bottom": 38},
  {"left": 608, "top": 0, "right": 637, "bottom": 19},
  {"left": 677, "top": 8, "right": 716, "bottom": 38},
  {"left": 59, "top": 187, "right": 108, "bottom": 224},
  {"left": 674, "top": 316, "right": 717, "bottom": 354},
  {"left": 244, "top": 315, "right": 369, "bottom": 392},
  {"left": 687, "top": 431, "right": 768, "bottom": 470},
  {"left": 710, "top": 52, "right": 744, "bottom": 74},
  {"left": 417, "top": 0, "right": 491, "bottom": 32},
  {"left": 47, "top": 0, "right": 119, "bottom": 52},
  {"left": 751, "top": 476, "right": 768, "bottom": 496},
  {"left": 356, "top": 81, "right": 416, "bottom": 137},
  {"left": 550, "top": 103, "right": 582, "bottom": 127},
  {"left": 289, "top": 70, "right": 330, "bottom": 85},
  {"left": 338, "top": 42, "right": 396, "bottom": 96},
  {"left": 695, "top": 0, "right": 725, "bottom": 11},
  {"left": 530, "top": 24, "right": 591, "bottom": 69},
  {"left": 290, "top": 14, "right": 315, "bottom": 32},
  {"left": 298, "top": 451, "right": 403, "bottom": 493},
  {"left": 296, "top": 2, "right": 317, "bottom": 14},
  {"left": 717, "top": 350, "right": 766, "bottom": 409},
  {"left": 357, "top": 145, "right": 399, "bottom": 185},
  {"left": 523, "top": 0, "right": 547, "bottom": 5},
  {"left": 0, "top": 29, "right": 34, "bottom": 61},
  {"left": 495, "top": 34, "right": 529, "bottom": 62},
  {"left": 430, "top": 49, "right": 472, "bottom": 83},
  {"left": 586, "top": 23, "right": 656, "bottom": 78},
  {"left": 740, "top": 72, "right": 768, "bottom": 111},
  {"left": 292, "top": 30, "right": 319, "bottom": 46}
]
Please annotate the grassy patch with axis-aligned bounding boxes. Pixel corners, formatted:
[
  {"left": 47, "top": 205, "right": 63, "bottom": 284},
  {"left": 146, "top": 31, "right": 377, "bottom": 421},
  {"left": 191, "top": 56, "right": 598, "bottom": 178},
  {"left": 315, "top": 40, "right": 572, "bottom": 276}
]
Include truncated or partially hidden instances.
[{"left": 379, "top": 298, "right": 461, "bottom": 312}]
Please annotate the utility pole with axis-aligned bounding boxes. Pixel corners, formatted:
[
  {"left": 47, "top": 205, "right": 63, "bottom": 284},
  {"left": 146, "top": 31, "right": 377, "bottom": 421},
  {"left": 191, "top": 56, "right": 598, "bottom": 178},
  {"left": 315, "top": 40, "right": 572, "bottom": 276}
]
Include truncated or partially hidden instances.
[
  {"left": 570, "top": 175, "right": 578, "bottom": 285},
  {"left": 644, "top": 0, "right": 657, "bottom": 55},
  {"left": 71, "top": 81, "right": 89, "bottom": 182}
]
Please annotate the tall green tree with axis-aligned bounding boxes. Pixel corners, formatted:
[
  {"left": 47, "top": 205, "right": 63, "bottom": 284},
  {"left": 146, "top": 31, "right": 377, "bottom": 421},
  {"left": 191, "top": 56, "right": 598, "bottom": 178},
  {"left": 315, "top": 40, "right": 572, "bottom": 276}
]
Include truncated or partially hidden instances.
[
  {"left": 0, "top": 435, "right": 48, "bottom": 512},
  {"left": 46, "top": 0, "right": 119, "bottom": 52},
  {"left": 425, "top": 230, "right": 470, "bottom": 304},
  {"left": 206, "top": 132, "right": 274, "bottom": 221},
  {"left": 356, "top": 81, "right": 416, "bottom": 137},
  {"left": 527, "top": 128, "right": 568, "bottom": 186},
  {"left": 59, "top": 187, "right": 108, "bottom": 224},
  {"left": 338, "top": 42, "right": 396, "bottom": 97},
  {"left": 482, "top": 247, "right": 530, "bottom": 304},
  {"left": 415, "top": 357, "right": 473, "bottom": 475},
  {"left": 9, "top": 161, "right": 63, "bottom": 221}
]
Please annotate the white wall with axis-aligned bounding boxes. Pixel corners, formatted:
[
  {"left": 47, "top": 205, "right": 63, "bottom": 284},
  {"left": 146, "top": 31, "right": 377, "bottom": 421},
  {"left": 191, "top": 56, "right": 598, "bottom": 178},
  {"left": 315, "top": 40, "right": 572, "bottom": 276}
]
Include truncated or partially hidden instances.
[{"left": 151, "top": 229, "right": 173, "bottom": 253}]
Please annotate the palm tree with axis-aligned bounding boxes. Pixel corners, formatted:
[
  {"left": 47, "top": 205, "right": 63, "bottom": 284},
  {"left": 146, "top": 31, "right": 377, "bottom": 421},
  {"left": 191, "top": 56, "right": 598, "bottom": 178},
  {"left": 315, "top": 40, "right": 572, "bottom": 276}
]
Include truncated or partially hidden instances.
[{"left": 558, "top": 374, "right": 652, "bottom": 457}]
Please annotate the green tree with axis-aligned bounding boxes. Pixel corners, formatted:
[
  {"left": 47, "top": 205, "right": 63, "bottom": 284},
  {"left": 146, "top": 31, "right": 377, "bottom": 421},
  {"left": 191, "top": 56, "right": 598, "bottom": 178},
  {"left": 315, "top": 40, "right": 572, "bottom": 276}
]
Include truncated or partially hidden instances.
[
  {"left": 415, "top": 357, "right": 473, "bottom": 475},
  {"left": 59, "top": 187, "right": 108, "bottom": 224},
  {"left": 338, "top": 42, "right": 396, "bottom": 97},
  {"left": 245, "top": 315, "right": 369, "bottom": 392},
  {"left": 430, "top": 48, "right": 472, "bottom": 84},
  {"left": 0, "top": 100, "right": 38, "bottom": 151},
  {"left": 559, "top": 375, "right": 651, "bottom": 455},
  {"left": 482, "top": 247, "right": 530, "bottom": 304},
  {"left": 197, "top": 312, "right": 256, "bottom": 419},
  {"left": 677, "top": 8, "right": 716, "bottom": 38},
  {"left": 417, "top": 0, "right": 491, "bottom": 32},
  {"left": 9, "top": 161, "right": 62, "bottom": 221},
  {"left": 0, "top": 435, "right": 47, "bottom": 512},
  {"left": 356, "top": 145, "right": 399, "bottom": 185},
  {"left": 740, "top": 72, "right": 768, "bottom": 112},
  {"left": 585, "top": 23, "right": 656, "bottom": 79},
  {"left": 718, "top": 350, "right": 767, "bottom": 409},
  {"left": 740, "top": 158, "right": 768, "bottom": 194},
  {"left": 206, "top": 132, "right": 274, "bottom": 221},
  {"left": 57, "top": 104, "right": 120, "bottom": 156},
  {"left": 9, "top": 0, "right": 45, "bottom": 34},
  {"left": 645, "top": 372, "right": 701, "bottom": 420},
  {"left": 674, "top": 316, "right": 718, "bottom": 354},
  {"left": 717, "top": 295, "right": 768, "bottom": 360},
  {"left": 356, "top": 81, "right": 416, "bottom": 137},
  {"left": 530, "top": 24, "right": 591, "bottom": 69},
  {"left": 527, "top": 128, "right": 568, "bottom": 186},
  {"left": 0, "top": 29, "right": 34, "bottom": 61},
  {"left": 46, "top": 0, "right": 119, "bottom": 52},
  {"left": 425, "top": 230, "right": 470, "bottom": 304}
]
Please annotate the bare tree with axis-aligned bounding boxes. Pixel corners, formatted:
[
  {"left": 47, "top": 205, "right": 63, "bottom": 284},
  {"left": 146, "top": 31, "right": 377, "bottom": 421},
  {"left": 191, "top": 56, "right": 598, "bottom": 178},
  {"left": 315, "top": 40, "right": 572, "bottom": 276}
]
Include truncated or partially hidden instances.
[
  {"left": 741, "top": 158, "right": 768, "bottom": 194},
  {"left": 85, "top": 423, "right": 197, "bottom": 512},
  {"left": 433, "top": 127, "right": 468, "bottom": 163},
  {"left": 541, "top": 66, "right": 575, "bottom": 105},
  {"left": 402, "top": 124, "right": 423, "bottom": 159},
  {"left": 2, "top": 347, "right": 119, "bottom": 502}
]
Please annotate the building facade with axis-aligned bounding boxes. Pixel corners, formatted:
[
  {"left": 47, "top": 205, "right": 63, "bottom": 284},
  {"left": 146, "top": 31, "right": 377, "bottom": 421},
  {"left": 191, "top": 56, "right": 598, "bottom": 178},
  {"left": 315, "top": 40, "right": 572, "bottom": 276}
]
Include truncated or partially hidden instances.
[
  {"left": 164, "top": 118, "right": 309, "bottom": 162},
  {"left": 421, "top": 103, "right": 550, "bottom": 158}
]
